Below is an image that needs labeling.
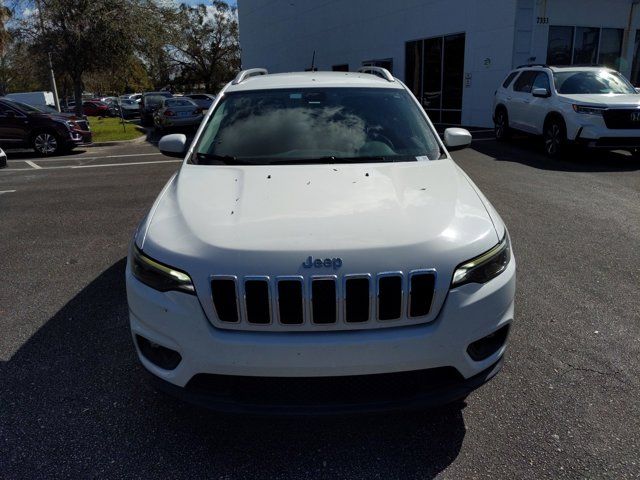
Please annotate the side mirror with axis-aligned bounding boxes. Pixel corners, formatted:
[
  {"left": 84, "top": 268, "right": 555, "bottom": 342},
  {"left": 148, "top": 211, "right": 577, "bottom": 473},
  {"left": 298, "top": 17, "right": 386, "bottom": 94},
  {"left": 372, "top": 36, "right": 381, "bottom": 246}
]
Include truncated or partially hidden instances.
[
  {"left": 532, "top": 87, "right": 550, "bottom": 98},
  {"left": 158, "top": 133, "right": 187, "bottom": 158},
  {"left": 444, "top": 128, "right": 472, "bottom": 151}
]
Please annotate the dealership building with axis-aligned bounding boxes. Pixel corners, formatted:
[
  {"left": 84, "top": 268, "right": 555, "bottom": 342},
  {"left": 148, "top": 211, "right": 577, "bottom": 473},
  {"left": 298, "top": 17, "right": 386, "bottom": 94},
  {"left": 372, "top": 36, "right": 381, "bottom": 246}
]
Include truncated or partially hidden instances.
[{"left": 238, "top": 0, "right": 640, "bottom": 127}]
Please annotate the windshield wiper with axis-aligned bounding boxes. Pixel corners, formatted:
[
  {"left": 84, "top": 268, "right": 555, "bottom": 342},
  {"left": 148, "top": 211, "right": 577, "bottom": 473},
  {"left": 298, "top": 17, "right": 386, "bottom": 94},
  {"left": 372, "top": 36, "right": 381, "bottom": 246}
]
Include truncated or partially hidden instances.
[{"left": 195, "top": 152, "right": 252, "bottom": 165}]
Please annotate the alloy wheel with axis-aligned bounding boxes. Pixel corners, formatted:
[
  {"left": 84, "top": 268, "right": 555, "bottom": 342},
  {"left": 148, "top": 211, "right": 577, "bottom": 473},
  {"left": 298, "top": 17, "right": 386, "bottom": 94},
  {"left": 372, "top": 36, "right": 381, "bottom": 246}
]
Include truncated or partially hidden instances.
[
  {"left": 495, "top": 112, "right": 505, "bottom": 139},
  {"left": 34, "top": 133, "right": 58, "bottom": 155},
  {"left": 544, "top": 123, "right": 562, "bottom": 157}
]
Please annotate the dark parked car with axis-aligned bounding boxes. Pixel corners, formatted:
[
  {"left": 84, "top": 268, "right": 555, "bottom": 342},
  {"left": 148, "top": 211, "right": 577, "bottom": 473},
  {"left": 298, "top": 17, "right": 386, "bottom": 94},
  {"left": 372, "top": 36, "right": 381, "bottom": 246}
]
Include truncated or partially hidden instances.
[
  {"left": 153, "top": 97, "right": 203, "bottom": 132},
  {"left": 82, "top": 100, "right": 110, "bottom": 116},
  {"left": 116, "top": 99, "right": 141, "bottom": 119},
  {"left": 0, "top": 98, "right": 92, "bottom": 156},
  {"left": 140, "top": 91, "right": 173, "bottom": 126},
  {"left": 184, "top": 93, "right": 216, "bottom": 110}
]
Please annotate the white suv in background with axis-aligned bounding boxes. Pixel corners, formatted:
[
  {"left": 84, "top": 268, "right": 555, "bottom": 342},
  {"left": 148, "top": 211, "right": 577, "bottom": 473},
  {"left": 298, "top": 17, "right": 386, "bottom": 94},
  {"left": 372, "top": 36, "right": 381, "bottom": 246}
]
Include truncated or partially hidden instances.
[{"left": 493, "top": 65, "right": 640, "bottom": 157}]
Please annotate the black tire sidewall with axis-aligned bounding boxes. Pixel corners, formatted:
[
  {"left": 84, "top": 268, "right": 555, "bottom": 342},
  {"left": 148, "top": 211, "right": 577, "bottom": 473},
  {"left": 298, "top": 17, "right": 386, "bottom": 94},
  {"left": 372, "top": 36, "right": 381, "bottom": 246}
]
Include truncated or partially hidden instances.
[
  {"left": 495, "top": 109, "right": 510, "bottom": 141},
  {"left": 544, "top": 119, "right": 566, "bottom": 158}
]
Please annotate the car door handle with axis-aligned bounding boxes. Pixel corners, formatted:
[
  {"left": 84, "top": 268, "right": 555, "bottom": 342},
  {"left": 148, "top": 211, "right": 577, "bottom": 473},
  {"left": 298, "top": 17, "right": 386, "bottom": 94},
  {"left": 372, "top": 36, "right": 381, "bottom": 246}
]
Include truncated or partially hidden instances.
[
  {"left": 506, "top": 96, "right": 512, "bottom": 100},
  {"left": 523, "top": 100, "right": 531, "bottom": 104}
]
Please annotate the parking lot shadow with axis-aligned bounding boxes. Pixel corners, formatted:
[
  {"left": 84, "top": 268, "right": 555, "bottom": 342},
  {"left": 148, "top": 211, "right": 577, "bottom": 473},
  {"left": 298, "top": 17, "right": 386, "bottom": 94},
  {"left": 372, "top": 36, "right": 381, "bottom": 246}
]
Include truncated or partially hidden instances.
[
  {"left": 472, "top": 137, "right": 640, "bottom": 172},
  {"left": 1, "top": 259, "right": 466, "bottom": 479}
]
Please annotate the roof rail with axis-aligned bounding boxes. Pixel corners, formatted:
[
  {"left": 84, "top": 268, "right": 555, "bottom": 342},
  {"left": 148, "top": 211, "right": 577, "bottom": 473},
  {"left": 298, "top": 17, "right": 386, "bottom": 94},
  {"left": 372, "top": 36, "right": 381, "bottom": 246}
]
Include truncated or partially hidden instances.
[
  {"left": 515, "top": 63, "right": 549, "bottom": 69},
  {"left": 552, "top": 63, "right": 608, "bottom": 68},
  {"left": 232, "top": 68, "right": 268, "bottom": 85},
  {"left": 357, "top": 66, "right": 395, "bottom": 82}
]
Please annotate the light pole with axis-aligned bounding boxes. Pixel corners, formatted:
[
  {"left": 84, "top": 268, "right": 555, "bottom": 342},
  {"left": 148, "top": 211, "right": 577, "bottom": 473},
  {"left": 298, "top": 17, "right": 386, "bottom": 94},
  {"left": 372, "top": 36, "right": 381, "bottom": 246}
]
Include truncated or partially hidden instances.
[{"left": 34, "top": 0, "right": 60, "bottom": 112}]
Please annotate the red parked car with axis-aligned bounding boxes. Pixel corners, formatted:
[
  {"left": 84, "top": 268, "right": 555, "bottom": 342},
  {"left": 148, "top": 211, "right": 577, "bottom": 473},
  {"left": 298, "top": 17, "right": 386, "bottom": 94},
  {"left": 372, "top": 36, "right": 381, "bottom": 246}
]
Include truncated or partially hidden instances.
[{"left": 82, "top": 100, "right": 110, "bottom": 116}]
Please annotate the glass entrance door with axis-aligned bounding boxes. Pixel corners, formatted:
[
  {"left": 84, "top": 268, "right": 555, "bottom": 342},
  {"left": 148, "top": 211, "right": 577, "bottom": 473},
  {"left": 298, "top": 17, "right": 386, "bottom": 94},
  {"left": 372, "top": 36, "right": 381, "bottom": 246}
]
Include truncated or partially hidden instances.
[{"left": 405, "top": 33, "right": 466, "bottom": 124}]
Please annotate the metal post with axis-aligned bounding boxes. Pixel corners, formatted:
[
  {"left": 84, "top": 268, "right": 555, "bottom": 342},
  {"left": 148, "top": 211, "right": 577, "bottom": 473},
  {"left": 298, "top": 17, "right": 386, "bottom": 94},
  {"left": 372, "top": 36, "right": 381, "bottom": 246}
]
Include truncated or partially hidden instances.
[
  {"left": 47, "top": 52, "right": 60, "bottom": 112},
  {"left": 36, "top": 0, "right": 61, "bottom": 112}
]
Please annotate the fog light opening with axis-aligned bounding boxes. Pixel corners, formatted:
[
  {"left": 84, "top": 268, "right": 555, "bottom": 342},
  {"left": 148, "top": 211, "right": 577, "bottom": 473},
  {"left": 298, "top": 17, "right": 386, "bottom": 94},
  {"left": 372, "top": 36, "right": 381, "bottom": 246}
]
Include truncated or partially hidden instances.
[
  {"left": 467, "top": 324, "right": 510, "bottom": 362},
  {"left": 136, "top": 335, "right": 182, "bottom": 370}
]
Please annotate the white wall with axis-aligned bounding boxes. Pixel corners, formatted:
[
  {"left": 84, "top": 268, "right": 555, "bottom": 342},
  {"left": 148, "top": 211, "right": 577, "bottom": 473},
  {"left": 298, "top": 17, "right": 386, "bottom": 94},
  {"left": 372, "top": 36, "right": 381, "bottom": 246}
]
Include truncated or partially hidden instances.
[
  {"left": 238, "top": 0, "right": 640, "bottom": 127},
  {"left": 238, "top": 0, "right": 518, "bottom": 127}
]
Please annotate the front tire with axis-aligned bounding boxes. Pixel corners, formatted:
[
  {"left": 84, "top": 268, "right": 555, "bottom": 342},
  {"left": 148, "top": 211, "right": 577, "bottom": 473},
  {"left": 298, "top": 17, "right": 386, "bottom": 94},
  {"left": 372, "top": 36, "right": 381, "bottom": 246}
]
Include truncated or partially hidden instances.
[
  {"left": 494, "top": 109, "right": 510, "bottom": 141},
  {"left": 543, "top": 118, "right": 566, "bottom": 158},
  {"left": 32, "top": 131, "right": 62, "bottom": 156}
]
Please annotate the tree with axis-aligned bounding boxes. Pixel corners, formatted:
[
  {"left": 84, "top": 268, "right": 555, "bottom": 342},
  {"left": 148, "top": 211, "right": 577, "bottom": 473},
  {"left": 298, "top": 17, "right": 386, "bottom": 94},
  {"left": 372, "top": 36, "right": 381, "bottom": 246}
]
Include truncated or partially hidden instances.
[
  {"left": 170, "top": 1, "right": 240, "bottom": 92},
  {"left": 12, "top": 0, "right": 173, "bottom": 114}
]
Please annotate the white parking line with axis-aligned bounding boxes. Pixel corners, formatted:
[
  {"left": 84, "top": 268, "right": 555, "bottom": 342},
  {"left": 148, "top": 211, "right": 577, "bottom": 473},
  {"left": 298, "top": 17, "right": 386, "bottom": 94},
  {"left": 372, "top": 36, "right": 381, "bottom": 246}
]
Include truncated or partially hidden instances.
[
  {"left": 70, "top": 159, "right": 180, "bottom": 169},
  {"left": 25, "top": 160, "right": 42, "bottom": 169},
  {"left": 1, "top": 159, "right": 180, "bottom": 172},
  {"left": 0, "top": 189, "right": 16, "bottom": 194},
  {"left": 21, "top": 152, "right": 163, "bottom": 163}
]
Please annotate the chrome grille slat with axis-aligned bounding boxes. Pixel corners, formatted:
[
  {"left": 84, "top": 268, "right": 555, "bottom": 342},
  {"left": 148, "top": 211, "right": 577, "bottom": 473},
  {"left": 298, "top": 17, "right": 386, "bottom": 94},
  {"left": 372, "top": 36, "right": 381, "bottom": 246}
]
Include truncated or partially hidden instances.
[{"left": 209, "top": 269, "right": 437, "bottom": 331}]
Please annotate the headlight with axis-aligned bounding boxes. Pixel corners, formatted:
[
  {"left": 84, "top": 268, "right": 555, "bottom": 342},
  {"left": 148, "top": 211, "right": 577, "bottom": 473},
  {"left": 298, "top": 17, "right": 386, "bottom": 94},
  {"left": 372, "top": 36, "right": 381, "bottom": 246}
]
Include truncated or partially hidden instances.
[
  {"left": 64, "top": 120, "right": 77, "bottom": 129},
  {"left": 130, "top": 244, "right": 195, "bottom": 294},
  {"left": 572, "top": 105, "right": 606, "bottom": 115},
  {"left": 451, "top": 234, "right": 511, "bottom": 287}
]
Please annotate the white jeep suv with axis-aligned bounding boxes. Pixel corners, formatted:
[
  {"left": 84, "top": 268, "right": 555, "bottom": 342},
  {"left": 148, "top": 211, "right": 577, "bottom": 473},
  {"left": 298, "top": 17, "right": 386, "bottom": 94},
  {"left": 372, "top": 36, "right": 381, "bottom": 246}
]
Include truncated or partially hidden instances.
[
  {"left": 126, "top": 67, "right": 515, "bottom": 414},
  {"left": 493, "top": 65, "right": 640, "bottom": 157}
]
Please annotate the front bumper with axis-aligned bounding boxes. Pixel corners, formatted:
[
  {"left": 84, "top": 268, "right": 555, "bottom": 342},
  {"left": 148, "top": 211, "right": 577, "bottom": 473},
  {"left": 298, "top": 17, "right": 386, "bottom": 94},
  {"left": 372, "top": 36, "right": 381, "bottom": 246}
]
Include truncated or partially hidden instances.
[
  {"left": 68, "top": 129, "right": 92, "bottom": 146},
  {"left": 567, "top": 114, "right": 640, "bottom": 148},
  {"left": 149, "top": 356, "right": 504, "bottom": 415},
  {"left": 126, "top": 259, "right": 515, "bottom": 411}
]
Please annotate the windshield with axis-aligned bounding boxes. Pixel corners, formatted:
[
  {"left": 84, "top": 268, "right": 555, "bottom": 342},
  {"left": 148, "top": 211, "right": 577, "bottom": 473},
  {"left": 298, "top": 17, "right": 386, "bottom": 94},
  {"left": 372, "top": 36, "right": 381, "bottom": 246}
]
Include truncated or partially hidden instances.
[
  {"left": 554, "top": 70, "right": 636, "bottom": 94},
  {"left": 145, "top": 95, "right": 168, "bottom": 106},
  {"left": 193, "top": 87, "right": 441, "bottom": 165}
]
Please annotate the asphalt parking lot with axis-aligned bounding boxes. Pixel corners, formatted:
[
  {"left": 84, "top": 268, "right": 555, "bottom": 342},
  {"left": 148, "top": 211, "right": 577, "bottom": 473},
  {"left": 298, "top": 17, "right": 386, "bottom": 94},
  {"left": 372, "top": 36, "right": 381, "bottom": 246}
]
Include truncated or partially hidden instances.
[{"left": 1, "top": 135, "right": 639, "bottom": 479}]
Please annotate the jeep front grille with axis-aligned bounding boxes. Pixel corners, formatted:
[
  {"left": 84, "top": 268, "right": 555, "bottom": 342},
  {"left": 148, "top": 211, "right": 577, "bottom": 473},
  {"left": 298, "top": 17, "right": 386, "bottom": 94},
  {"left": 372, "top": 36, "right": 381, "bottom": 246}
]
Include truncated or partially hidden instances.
[{"left": 209, "top": 270, "right": 438, "bottom": 331}]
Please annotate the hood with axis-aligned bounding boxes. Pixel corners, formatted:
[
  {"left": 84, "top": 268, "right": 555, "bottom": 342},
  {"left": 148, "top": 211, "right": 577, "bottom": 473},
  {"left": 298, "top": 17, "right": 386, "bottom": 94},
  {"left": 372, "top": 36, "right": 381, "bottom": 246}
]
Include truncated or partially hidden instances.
[
  {"left": 32, "top": 111, "right": 83, "bottom": 121},
  {"left": 559, "top": 93, "right": 640, "bottom": 107},
  {"left": 140, "top": 159, "right": 500, "bottom": 293}
]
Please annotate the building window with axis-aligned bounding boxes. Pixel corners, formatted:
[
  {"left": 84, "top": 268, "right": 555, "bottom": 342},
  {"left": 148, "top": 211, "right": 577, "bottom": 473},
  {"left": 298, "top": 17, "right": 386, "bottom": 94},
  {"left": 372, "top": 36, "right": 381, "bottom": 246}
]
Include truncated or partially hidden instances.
[
  {"left": 573, "top": 27, "right": 599, "bottom": 64},
  {"left": 405, "top": 33, "right": 466, "bottom": 124},
  {"left": 631, "top": 31, "right": 640, "bottom": 85},
  {"left": 332, "top": 64, "right": 349, "bottom": 72},
  {"left": 546, "top": 26, "right": 623, "bottom": 69},
  {"left": 600, "top": 28, "right": 624, "bottom": 70},
  {"left": 405, "top": 41, "right": 423, "bottom": 97},
  {"left": 362, "top": 59, "right": 393, "bottom": 74},
  {"left": 547, "top": 26, "right": 573, "bottom": 65}
]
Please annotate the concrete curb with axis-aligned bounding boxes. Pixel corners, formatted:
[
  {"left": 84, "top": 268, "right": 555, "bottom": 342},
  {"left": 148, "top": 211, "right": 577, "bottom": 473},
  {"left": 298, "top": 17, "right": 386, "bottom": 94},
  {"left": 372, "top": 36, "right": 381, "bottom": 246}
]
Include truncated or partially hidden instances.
[{"left": 88, "top": 125, "right": 152, "bottom": 147}]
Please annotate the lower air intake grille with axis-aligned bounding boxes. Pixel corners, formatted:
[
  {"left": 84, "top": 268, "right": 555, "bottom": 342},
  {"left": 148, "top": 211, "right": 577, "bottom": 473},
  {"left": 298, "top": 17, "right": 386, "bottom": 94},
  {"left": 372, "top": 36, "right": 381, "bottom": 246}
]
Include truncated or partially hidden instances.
[{"left": 186, "top": 367, "right": 463, "bottom": 406}]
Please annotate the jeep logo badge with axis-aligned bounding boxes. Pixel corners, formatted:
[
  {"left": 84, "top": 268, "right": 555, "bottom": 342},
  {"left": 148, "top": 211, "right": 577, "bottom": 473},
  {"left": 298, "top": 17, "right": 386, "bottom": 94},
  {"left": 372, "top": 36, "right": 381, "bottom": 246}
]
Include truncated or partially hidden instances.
[{"left": 302, "top": 256, "right": 343, "bottom": 269}]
